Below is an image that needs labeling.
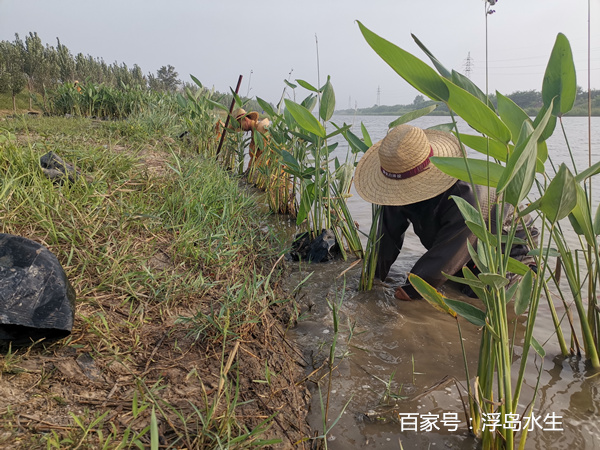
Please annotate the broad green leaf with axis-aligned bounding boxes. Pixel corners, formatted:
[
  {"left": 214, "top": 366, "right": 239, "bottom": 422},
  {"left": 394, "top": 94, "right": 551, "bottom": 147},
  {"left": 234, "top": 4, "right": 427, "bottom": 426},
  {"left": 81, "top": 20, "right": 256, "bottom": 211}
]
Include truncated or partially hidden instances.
[
  {"left": 505, "top": 282, "right": 519, "bottom": 304},
  {"left": 443, "top": 80, "right": 511, "bottom": 144},
  {"left": 533, "top": 104, "right": 557, "bottom": 141},
  {"left": 296, "top": 79, "right": 318, "bottom": 92},
  {"left": 496, "top": 91, "right": 530, "bottom": 145},
  {"left": 527, "top": 247, "right": 561, "bottom": 258},
  {"left": 462, "top": 266, "right": 488, "bottom": 305},
  {"left": 323, "top": 142, "right": 339, "bottom": 156},
  {"left": 538, "top": 163, "right": 577, "bottom": 223},
  {"left": 444, "top": 299, "right": 486, "bottom": 327},
  {"left": 575, "top": 160, "right": 600, "bottom": 183},
  {"left": 467, "top": 240, "right": 488, "bottom": 273},
  {"left": 289, "top": 129, "right": 317, "bottom": 145},
  {"left": 388, "top": 105, "right": 437, "bottom": 129},
  {"left": 428, "top": 123, "right": 454, "bottom": 132},
  {"left": 519, "top": 197, "right": 542, "bottom": 217},
  {"left": 190, "top": 74, "right": 203, "bottom": 88},
  {"left": 478, "top": 273, "right": 509, "bottom": 289},
  {"left": 531, "top": 336, "right": 546, "bottom": 357},
  {"left": 256, "top": 97, "right": 275, "bottom": 117},
  {"left": 595, "top": 203, "right": 600, "bottom": 236},
  {"left": 301, "top": 94, "right": 318, "bottom": 112},
  {"left": 430, "top": 156, "right": 504, "bottom": 187},
  {"left": 279, "top": 150, "right": 301, "bottom": 176},
  {"left": 284, "top": 79, "right": 297, "bottom": 89},
  {"left": 514, "top": 270, "right": 533, "bottom": 315},
  {"left": 284, "top": 99, "right": 325, "bottom": 138},
  {"left": 229, "top": 89, "right": 243, "bottom": 108},
  {"left": 343, "top": 129, "right": 369, "bottom": 153},
  {"left": 320, "top": 77, "right": 336, "bottom": 121},
  {"left": 176, "top": 93, "right": 187, "bottom": 109},
  {"left": 497, "top": 104, "right": 553, "bottom": 205},
  {"left": 443, "top": 272, "right": 487, "bottom": 289},
  {"left": 466, "top": 221, "right": 497, "bottom": 246},
  {"left": 361, "top": 122, "right": 373, "bottom": 147},
  {"left": 568, "top": 184, "right": 595, "bottom": 244},
  {"left": 325, "top": 123, "right": 351, "bottom": 141},
  {"left": 206, "top": 98, "right": 228, "bottom": 112},
  {"left": 542, "top": 33, "right": 576, "bottom": 116},
  {"left": 450, "top": 195, "right": 484, "bottom": 226},
  {"left": 411, "top": 34, "right": 452, "bottom": 79},
  {"left": 537, "top": 136, "right": 549, "bottom": 159},
  {"left": 459, "top": 133, "right": 510, "bottom": 162},
  {"left": 506, "top": 257, "right": 530, "bottom": 276},
  {"left": 408, "top": 274, "right": 456, "bottom": 317},
  {"left": 358, "top": 21, "right": 449, "bottom": 102},
  {"left": 451, "top": 70, "right": 495, "bottom": 110}
]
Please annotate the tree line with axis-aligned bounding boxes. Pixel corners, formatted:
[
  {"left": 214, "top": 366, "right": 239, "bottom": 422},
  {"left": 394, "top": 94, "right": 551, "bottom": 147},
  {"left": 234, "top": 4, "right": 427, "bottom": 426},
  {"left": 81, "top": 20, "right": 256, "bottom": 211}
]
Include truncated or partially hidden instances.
[
  {"left": 0, "top": 32, "right": 264, "bottom": 114},
  {"left": 337, "top": 88, "right": 600, "bottom": 117}
]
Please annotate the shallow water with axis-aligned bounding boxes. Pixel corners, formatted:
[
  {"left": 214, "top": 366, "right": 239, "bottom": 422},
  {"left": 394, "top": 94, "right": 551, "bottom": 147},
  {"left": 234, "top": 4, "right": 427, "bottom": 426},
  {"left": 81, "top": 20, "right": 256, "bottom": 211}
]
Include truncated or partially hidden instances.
[{"left": 283, "top": 116, "right": 600, "bottom": 449}]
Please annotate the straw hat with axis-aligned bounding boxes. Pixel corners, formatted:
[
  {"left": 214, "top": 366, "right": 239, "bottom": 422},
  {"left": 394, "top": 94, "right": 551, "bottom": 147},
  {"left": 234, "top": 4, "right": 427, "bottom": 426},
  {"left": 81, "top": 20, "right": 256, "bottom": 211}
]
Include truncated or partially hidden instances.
[
  {"left": 256, "top": 118, "right": 270, "bottom": 133},
  {"left": 354, "top": 124, "right": 463, "bottom": 206},
  {"left": 232, "top": 108, "right": 259, "bottom": 122}
]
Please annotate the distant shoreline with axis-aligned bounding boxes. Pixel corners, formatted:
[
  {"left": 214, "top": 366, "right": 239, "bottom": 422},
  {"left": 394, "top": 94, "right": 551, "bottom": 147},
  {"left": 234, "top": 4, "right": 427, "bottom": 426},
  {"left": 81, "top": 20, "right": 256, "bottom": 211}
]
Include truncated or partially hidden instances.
[{"left": 334, "top": 110, "right": 599, "bottom": 117}]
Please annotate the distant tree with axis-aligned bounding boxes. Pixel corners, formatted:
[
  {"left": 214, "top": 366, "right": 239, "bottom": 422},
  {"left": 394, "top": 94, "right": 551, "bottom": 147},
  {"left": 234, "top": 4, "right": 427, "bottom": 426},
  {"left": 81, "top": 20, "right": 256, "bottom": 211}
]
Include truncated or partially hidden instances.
[
  {"left": 56, "top": 38, "right": 75, "bottom": 83},
  {"left": 413, "top": 95, "right": 425, "bottom": 106},
  {"left": 112, "top": 62, "right": 134, "bottom": 88},
  {"left": 74, "top": 52, "right": 97, "bottom": 84},
  {"left": 0, "top": 40, "right": 27, "bottom": 111},
  {"left": 155, "top": 65, "right": 180, "bottom": 92},
  {"left": 21, "top": 32, "right": 46, "bottom": 109},
  {"left": 131, "top": 64, "right": 146, "bottom": 88},
  {"left": 506, "top": 90, "right": 542, "bottom": 109}
]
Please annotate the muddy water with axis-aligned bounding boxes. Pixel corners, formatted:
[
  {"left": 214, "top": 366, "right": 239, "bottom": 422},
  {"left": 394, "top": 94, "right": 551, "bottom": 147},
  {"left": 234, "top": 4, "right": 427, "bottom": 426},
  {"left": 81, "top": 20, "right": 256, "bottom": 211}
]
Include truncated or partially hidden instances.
[{"left": 282, "top": 116, "right": 600, "bottom": 449}]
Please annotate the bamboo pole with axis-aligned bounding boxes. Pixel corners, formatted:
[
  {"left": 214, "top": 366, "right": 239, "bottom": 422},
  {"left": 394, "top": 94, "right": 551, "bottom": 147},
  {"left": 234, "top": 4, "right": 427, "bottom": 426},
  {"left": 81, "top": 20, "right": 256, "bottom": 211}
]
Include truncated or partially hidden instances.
[{"left": 216, "top": 74, "right": 243, "bottom": 156}]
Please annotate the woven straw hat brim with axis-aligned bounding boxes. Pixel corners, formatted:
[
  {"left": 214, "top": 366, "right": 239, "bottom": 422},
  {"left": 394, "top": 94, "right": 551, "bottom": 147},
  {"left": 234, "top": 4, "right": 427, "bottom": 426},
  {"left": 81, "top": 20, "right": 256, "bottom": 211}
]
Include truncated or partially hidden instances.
[{"left": 354, "top": 129, "right": 463, "bottom": 206}]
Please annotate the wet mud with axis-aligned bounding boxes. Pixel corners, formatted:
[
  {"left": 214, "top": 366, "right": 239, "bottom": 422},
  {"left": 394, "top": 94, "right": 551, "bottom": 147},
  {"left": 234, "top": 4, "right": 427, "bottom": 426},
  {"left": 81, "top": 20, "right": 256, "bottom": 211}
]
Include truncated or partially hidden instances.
[{"left": 283, "top": 255, "right": 600, "bottom": 449}]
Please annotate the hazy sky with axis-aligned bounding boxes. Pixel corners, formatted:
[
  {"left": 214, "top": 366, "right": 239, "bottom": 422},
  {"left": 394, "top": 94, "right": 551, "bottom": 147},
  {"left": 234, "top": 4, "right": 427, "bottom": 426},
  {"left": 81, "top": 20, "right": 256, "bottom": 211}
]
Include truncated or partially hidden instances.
[{"left": 1, "top": 1, "right": 598, "bottom": 109}]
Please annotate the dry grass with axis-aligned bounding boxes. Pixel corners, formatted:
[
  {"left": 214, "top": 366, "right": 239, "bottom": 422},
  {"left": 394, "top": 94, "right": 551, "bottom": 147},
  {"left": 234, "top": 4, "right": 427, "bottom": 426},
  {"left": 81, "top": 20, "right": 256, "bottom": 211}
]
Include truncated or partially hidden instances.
[{"left": 0, "top": 115, "right": 312, "bottom": 449}]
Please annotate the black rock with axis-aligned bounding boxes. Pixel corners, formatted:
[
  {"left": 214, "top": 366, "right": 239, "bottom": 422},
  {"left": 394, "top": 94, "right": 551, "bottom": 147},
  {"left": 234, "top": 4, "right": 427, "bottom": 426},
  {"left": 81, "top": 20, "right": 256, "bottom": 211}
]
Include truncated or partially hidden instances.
[
  {"left": 39, "top": 151, "right": 82, "bottom": 183},
  {"left": 0, "top": 234, "right": 76, "bottom": 345}
]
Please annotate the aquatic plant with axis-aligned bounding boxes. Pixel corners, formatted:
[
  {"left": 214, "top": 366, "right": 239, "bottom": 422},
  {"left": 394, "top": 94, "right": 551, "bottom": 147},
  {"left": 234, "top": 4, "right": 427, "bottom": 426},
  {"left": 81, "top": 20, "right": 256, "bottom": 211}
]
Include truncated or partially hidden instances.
[
  {"left": 255, "top": 77, "right": 363, "bottom": 258},
  {"left": 357, "top": 20, "right": 600, "bottom": 450}
]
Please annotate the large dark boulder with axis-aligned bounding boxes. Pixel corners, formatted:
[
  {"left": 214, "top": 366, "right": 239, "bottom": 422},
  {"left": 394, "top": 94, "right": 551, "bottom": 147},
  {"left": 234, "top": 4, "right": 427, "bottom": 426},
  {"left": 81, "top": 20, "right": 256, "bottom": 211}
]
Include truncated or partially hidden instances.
[{"left": 0, "top": 234, "right": 76, "bottom": 345}]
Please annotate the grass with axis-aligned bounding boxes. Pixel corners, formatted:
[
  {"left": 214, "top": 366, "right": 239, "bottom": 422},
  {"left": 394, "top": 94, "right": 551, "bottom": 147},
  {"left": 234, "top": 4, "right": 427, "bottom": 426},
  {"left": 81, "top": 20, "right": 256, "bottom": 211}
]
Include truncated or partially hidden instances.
[{"left": 0, "top": 114, "right": 310, "bottom": 448}]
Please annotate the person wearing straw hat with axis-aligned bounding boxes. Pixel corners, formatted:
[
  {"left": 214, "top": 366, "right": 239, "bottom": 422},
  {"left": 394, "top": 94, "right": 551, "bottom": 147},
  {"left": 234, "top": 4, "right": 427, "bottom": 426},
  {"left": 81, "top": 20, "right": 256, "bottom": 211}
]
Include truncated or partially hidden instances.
[
  {"left": 354, "top": 124, "right": 537, "bottom": 301},
  {"left": 232, "top": 108, "right": 269, "bottom": 170}
]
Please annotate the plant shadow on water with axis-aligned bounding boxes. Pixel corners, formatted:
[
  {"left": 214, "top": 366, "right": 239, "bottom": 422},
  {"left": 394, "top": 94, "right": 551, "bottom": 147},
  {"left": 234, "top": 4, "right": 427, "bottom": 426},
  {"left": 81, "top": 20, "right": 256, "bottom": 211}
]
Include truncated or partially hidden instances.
[{"left": 282, "top": 253, "right": 600, "bottom": 449}]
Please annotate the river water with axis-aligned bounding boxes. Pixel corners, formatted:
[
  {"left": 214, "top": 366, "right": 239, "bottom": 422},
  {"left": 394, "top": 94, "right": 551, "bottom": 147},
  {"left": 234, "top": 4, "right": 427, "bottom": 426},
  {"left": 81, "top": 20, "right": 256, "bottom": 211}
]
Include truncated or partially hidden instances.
[{"left": 283, "top": 115, "right": 600, "bottom": 449}]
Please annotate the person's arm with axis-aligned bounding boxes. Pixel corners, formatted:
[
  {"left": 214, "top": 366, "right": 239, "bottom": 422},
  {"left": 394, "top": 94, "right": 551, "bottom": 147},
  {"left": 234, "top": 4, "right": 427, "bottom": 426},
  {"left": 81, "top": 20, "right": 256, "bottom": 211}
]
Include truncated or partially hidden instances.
[
  {"left": 375, "top": 206, "right": 410, "bottom": 281},
  {"left": 402, "top": 185, "right": 477, "bottom": 299}
]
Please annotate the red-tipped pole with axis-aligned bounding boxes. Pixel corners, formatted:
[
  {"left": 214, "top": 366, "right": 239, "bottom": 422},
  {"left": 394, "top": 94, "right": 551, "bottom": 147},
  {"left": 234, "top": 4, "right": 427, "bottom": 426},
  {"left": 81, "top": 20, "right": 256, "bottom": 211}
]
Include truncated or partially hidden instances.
[{"left": 216, "top": 74, "right": 243, "bottom": 156}]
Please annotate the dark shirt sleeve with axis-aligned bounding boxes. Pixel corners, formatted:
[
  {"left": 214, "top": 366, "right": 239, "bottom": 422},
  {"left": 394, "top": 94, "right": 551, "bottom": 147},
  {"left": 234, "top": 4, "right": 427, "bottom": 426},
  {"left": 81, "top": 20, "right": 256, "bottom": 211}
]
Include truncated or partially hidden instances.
[
  {"left": 375, "top": 206, "right": 410, "bottom": 281},
  {"left": 406, "top": 195, "right": 475, "bottom": 293},
  {"left": 392, "top": 182, "right": 478, "bottom": 299}
]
